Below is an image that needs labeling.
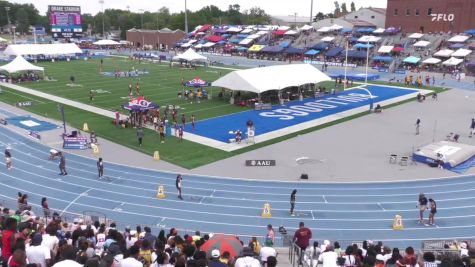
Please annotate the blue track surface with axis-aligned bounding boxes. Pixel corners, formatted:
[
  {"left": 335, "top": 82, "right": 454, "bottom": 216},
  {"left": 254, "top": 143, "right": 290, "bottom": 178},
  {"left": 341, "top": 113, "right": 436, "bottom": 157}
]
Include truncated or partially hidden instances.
[
  {"left": 0, "top": 125, "right": 474, "bottom": 249},
  {"left": 186, "top": 85, "right": 417, "bottom": 142}
]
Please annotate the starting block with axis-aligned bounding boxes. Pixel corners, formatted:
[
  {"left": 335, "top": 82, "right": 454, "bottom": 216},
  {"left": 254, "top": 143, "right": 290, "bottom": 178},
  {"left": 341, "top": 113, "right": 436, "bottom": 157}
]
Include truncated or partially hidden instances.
[
  {"left": 82, "top": 122, "right": 89, "bottom": 132},
  {"left": 91, "top": 144, "right": 100, "bottom": 155},
  {"left": 153, "top": 151, "right": 160, "bottom": 161},
  {"left": 261, "top": 203, "right": 272, "bottom": 218},
  {"left": 156, "top": 185, "right": 165, "bottom": 199},
  {"left": 392, "top": 214, "right": 404, "bottom": 230}
]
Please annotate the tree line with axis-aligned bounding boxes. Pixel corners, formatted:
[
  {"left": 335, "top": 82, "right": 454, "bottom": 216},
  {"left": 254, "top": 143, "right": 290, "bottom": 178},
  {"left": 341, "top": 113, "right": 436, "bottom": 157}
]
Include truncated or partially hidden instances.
[
  {"left": 313, "top": 1, "right": 358, "bottom": 22},
  {"left": 0, "top": 1, "right": 271, "bottom": 39}
]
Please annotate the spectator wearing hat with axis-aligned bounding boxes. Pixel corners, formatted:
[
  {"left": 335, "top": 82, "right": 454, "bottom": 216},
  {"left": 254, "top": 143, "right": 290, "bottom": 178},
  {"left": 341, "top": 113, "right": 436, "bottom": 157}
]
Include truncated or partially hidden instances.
[
  {"left": 26, "top": 233, "right": 51, "bottom": 267},
  {"left": 209, "top": 249, "right": 227, "bottom": 267},
  {"left": 52, "top": 245, "right": 82, "bottom": 267},
  {"left": 234, "top": 247, "right": 260, "bottom": 267},
  {"left": 259, "top": 239, "right": 277, "bottom": 265},
  {"left": 120, "top": 245, "right": 143, "bottom": 267}
]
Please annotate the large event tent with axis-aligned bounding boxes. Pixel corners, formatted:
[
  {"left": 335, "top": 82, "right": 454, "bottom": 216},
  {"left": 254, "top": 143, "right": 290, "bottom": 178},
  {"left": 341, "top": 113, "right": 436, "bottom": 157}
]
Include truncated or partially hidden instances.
[
  {"left": 93, "top": 39, "right": 120, "bottom": 46},
  {"left": 434, "top": 49, "right": 454, "bottom": 57},
  {"left": 0, "top": 56, "right": 44, "bottom": 74},
  {"left": 442, "top": 57, "right": 464, "bottom": 66},
  {"left": 173, "top": 48, "right": 207, "bottom": 62},
  {"left": 452, "top": 48, "right": 472, "bottom": 57},
  {"left": 3, "top": 43, "right": 82, "bottom": 56},
  {"left": 212, "top": 64, "right": 331, "bottom": 94}
]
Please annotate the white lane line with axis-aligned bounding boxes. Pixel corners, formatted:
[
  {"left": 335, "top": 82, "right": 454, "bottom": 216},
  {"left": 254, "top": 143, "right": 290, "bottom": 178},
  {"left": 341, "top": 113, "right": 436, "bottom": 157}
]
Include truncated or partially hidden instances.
[
  {"left": 210, "top": 189, "right": 216, "bottom": 197},
  {"left": 322, "top": 195, "right": 328, "bottom": 203},
  {"left": 2, "top": 156, "right": 475, "bottom": 212},
  {"left": 60, "top": 188, "right": 93, "bottom": 215},
  {"left": 1, "top": 128, "right": 474, "bottom": 192},
  {"left": 378, "top": 202, "right": 386, "bottom": 211}
]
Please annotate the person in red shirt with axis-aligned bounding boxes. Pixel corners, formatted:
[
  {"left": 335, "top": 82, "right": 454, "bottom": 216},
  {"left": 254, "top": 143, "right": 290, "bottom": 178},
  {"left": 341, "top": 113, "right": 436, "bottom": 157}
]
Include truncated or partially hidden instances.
[
  {"left": 2, "top": 217, "right": 17, "bottom": 260},
  {"left": 293, "top": 222, "right": 312, "bottom": 251}
]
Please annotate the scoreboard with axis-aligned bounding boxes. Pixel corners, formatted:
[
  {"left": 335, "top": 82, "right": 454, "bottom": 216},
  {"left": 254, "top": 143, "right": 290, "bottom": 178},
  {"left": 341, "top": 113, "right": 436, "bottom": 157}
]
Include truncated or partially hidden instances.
[{"left": 49, "top": 5, "right": 83, "bottom": 38}]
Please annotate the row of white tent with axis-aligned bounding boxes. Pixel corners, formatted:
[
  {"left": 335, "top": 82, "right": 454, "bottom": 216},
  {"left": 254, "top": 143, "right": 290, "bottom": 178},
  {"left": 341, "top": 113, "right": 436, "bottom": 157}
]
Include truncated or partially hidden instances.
[
  {"left": 192, "top": 24, "right": 316, "bottom": 34},
  {"left": 408, "top": 33, "right": 471, "bottom": 43}
]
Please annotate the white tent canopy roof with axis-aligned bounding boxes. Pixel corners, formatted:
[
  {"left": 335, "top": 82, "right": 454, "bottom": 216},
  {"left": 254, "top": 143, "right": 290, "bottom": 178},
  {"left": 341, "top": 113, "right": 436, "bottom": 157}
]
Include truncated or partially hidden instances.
[
  {"left": 202, "top": 42, "right": 216, "bottom": 48},
  {"left": 226, "top": 27, "right": 242, "bottom": 33},
  {"left": 328, "top": 24, "right": 343, "bottom": 30},
  {"left": 239, "top": 38, "right": 254, "bottom": 45},
  {"left": 212, "top": 64, "right": 331, "bottom": 94},
  {"left": 0, "top": 37, "right": 8, "bottom": 42},
  {"left": 194, "top": 44, "right": 203, "bottom": 49},
  {"left": 448, "top": 35, "right": 470, "bottom": 43},
  {"left": 0, "top": 56, "right": 44, "bottom": 73},
  {"left": 93, "top": 39, "right": 120, "bottom": 45},
  {"left": 173, "top": 48, "right": 207, "bottom": 61},
  {"left": 240, "top": 28, "right": 253, "bottom": 34},
  {"left": 358, "top": 35, "right": 381, "bottom": 42},
  {"left": 247, "top": 34, "right": 261, "bottom": 40},
  {"left": 317, "top": 26, "right": 331, "bottom": 33},
  {"left": 3, "top": 43, "right": 82, "bottom": 56},
  {"left": 422, "top": 57, "right": 442, "bottom": 64},
  {"left": 408, "top": 33, "right": 424, "bottom": 39},
  {"left": 378, "top": 45, "right": 394, "bottom": 53},
  {"left": 181, "top": 43, "right": 192, "bottom": 48},
  {"left": 413, "top": 40, "right": 431, "bottom": 47},
  {"left": 300, "top": 25, "right": 314, "bottom": 31},
  {"left": 452, "top": 48, "right": 472, "bottom": 57},
  {"left": 284, "top": 30, "right": 299, "bottom": 35},
  {"left": 321, "top": 36, "right": 335, "bottom": 42},
  {"left": 277, "top": 26, "right": 291, "bottom": 31},
  {"left": 256, "top": 30, "right": 269, "bottom": 36},
  {"left": 373, "top": 28, "right": 386, "bottom": 34},
  {"left": 442, "top": 57, "right": 464, "bottom": 66},
  {"left": 434, "top": 49, "right": 454, "bottom": 57}
]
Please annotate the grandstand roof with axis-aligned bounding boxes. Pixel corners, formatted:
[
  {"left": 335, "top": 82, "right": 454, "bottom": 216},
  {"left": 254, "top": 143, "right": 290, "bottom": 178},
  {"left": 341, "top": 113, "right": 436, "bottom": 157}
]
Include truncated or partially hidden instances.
[{"left": 212, "top": 64, "right": 331, "bottom": 94}]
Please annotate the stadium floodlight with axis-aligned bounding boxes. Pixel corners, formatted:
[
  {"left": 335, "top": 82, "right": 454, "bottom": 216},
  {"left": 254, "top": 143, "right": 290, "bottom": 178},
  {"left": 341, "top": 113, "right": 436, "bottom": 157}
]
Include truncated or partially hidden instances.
[
  {"left": 184, "top": 0, "right": 189, "bottom": 33},
  {"left": 99, "top": 0, "right": 105, "bottom": 38},
  {"left": 139, "top": 9, "right": 145, "bottom": 29}
]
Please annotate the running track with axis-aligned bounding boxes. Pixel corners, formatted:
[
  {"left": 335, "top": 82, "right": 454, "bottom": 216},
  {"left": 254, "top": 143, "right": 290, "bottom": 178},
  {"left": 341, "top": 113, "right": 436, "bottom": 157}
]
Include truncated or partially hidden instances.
[{"left": 1, "top": 126, "right": 475, "bottom": 249}]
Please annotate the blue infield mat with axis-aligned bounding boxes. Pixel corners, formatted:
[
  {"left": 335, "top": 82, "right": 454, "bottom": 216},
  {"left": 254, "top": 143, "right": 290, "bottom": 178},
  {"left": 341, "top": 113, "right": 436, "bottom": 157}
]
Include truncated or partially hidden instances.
[
  {"left": 185, "top": 85, "right": 419, "bottom": 143},
  {"left": 7, "top": 116, "right": 59, "bottom": 132}
]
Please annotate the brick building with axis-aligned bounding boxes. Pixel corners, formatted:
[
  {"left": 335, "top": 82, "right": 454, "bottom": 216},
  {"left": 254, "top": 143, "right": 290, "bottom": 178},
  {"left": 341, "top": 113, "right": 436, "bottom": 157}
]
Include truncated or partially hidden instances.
[
  {"left": 385, "top": 0, "right": 475, "bottom": 33},
  {"left": 126, "top": 28, "right": 185, "bottom": 50}
]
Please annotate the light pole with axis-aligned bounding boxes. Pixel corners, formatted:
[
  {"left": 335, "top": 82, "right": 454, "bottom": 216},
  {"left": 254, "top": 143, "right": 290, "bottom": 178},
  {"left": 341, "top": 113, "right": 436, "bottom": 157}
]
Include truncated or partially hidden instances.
[
  {"left": 184, "top": 0, "right": 188, "bottom": 33},
  {"left": 365, "top": 40, "right": 370, "bottom": 84},
  {"left": 12, "top": 26, "right": 16, "bottom": 44},
  {"left": 292, "top": 12, "right": 297, "bottom": 28},
  {"left": 139, "top": 9, "right": 144, "bottom": 29},
  {"left": 156, "top": 9, "right": 160, "bottom": 30},
  {"left": 99, "top": 0, "right": 105, "bottom": 38},
  {"left": 5, "top": 6, "right": 11, "bottom": 34},
  {"left": 310, "top": 0, "right": 314, "bottom": 24}
]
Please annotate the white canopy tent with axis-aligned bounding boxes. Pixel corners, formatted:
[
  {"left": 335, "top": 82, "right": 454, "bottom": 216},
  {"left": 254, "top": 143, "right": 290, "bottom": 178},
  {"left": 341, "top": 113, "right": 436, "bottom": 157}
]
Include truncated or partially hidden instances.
[
  {"left": 0, "top": 37, "right": 8, "bottom": 43},
  {"left": 321, "top": 36, "right": 335, "bottom": 42},
  {"left": 422, "top": 58, "right": 442, "bottom": 64},
  {"left": 452, "top": 48, "right": 472, "bottom": 57},
  {"left": 329, "top": 24, "right": 343, "bottom": 31},
  {"left": 181, "top": 43, "right": 192, "bottom": 48},
  {"left": 226, "top": 27, "right": 242, "bottom": 33},
  {"left": 317, "top": 27, "right": 331, "bottom": 33},
  {"left": 442, "top": 57, "right": 464, "bottom": 66},
  {"left": 202, "top": 42, "right": 216, "bottom": 48},
  {"left": 413, "top": 40, "right": 431, "bottom": 47},
  {"left": 256, "top": 30, "right": 269, "bottom": 36},
  {"left": 212, "top": 64, "right": 331, "bottom": 94},
  {"left": 239, "top": 38, "right": 254, "bottom": 45},
  {"left": 93, "top": 39, "right": 120, "bottom": 46},
  {"left": 378, "top": 45, "right": 394, "bottom": 53},
  {"left": 358, "top": 35, "right": 381, "bottom": 42},
  {"left": 3, "top": 43, "right": 82, "bottom": 56},
  {"left": 448, "top": 35, "right": 470, "bottom": 43},
  {"left": 372, "top": 28, "right": 386, "bottom": 34},
  {"left": 247, "top": 34, "right": 261, "bottom": 40},
  {"left": 408, "top": 33, "right": 424, "bottom": 39},
  {"left": 240, "top": 28, "right": 253, "bottom": 34},
  {"left": 0, "top": 56, "right": 44, "bottom": 74},
  {"left": 194, "top": 44, "right": 203, "bottom": 49},
  {"left": 284, "top": 30, "right": 299, "bottom": 35},
  {"left": 173, "top": 48, "right": 208, "bottom": 62},
  {"left": 277, "top": 26, "right": 291, "bottom": 31},
  {"left": 434, "top": 49, "right": 454, "bottom": 57},
  {"left": 300, "top": 25, "right": 314, "bottom": 31}
]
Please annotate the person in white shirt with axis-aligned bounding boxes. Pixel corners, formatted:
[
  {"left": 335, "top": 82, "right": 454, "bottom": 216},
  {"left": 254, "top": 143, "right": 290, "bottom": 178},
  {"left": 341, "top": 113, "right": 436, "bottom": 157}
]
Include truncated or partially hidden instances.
[
  {"left": 259, "top": 240, "right": 277, "bottom": 264},
  {"left": 121, "top": 245, "right": 143, "bottom": 267},
  {"left": 26, "top": 233, "right": 51, "bottom": 267},
  {"left": 234, "top": 247, "right": 261, "bottom": 267},
  {"left": 305, "top": 242, "right": 321, "bottom": 267},
  {"left": 318, "top": 246, "right": 338, "bottom": 267},
  {"left": 343, "top": 246, "right": 356, "bottom": 266},
  {"left": 42, "top": 226, "right": 59, "bottom": 258},
  {"left": 52, "top": 245, "right": 83, "bottom": 267}
]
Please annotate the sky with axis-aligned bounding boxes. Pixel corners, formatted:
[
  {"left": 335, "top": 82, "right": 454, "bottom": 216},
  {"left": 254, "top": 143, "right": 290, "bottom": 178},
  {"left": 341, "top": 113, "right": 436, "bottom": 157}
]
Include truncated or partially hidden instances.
[{"left": 9, "top": 0, "right": 387, "bottom": 16}]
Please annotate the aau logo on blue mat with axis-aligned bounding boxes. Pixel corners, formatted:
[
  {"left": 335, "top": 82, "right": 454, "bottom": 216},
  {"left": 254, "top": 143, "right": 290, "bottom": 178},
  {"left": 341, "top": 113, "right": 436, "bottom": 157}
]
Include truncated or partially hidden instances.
[{"left": 246, "top": 160, "right": 276, "bottom": 166}]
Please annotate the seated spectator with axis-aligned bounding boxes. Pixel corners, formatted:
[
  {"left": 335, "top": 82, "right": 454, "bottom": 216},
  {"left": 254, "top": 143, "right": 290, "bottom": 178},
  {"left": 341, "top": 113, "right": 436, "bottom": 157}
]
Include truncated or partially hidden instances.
[
  {"left": 234, "top": 247, "right": 260, "bottom": 267},
  {"left": 318, "top": 245, "right": 338, "bottom": 267},
  {"left": 259, "top": 240, "right": 277, "bottom": 265}
]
